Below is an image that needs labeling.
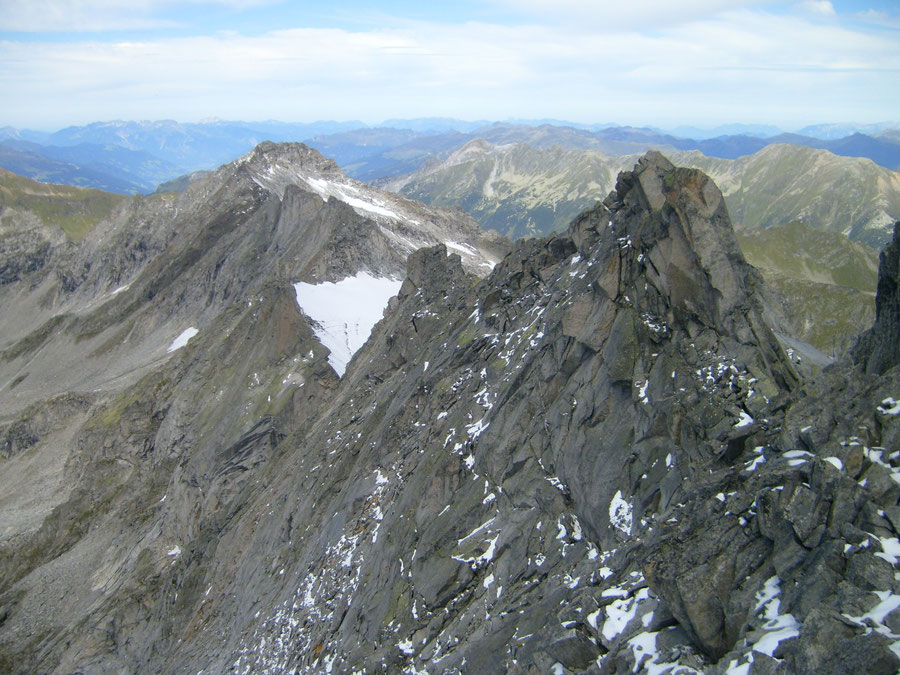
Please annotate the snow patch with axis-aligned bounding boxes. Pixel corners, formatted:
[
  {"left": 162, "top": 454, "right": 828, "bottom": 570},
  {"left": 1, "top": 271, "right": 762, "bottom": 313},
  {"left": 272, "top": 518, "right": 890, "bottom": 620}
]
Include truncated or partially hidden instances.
[
  {"left": 878, "top": 398, "right": 900, "bottom": 416},
  {"left": 750, "top": 576, "right": 800, "bottom": 658},
  {"left": 609, "top": 490, "right": 633, "bottom": 535},
  {"left": 601, "top": 588, "right": 650, "bottom": 641},
  {"left": 636, "top": 380, "right": 649, "bottom": 404},
  {"left": 445, "top": 240, "right": 478, "bottom": 256},
  {"left": 823, "top": 456, "right": 843, "bottom": 471},
  {"left": 734, "top": 410, "right": 754, "bottom": 428},
  {"left": 305, "top": 176, "right": 402, "bottom": 220},
  {"left": 167, "top": 327, "right": 198, "bottom": 353},
  {"left": 293, "top": 273, "right": 402, "bottom": 377},
  {"left": 874, "top": 536, "right": 900, "bottom": 565}
]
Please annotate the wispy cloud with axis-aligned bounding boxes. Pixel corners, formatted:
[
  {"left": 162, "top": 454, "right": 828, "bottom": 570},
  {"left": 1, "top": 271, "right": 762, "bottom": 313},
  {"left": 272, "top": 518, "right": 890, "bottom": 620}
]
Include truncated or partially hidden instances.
[
  {"left": 855, "top": 9, "right": 900, "bottom": 29},
  {"left": 799, "top": 0, "right": 836, "bottom": 17},
  {"left": 489, "top": 0, "right": 772, "bottom": 30}
]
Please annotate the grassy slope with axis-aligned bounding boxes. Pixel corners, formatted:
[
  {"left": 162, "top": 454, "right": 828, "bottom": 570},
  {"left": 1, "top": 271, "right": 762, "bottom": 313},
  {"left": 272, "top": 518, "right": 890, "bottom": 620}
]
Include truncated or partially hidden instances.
[
  {"left": 736, "top": 221, "right": 879, "bottom": 353},
  {"left": 673, "top": 145, "right": 900, "bottom": 248},
  {"left": 736, "top": 220, "right": 879, "bottom": 293},
  {"left": 0, "top": 168, "right": 126, "bottom": 241}
]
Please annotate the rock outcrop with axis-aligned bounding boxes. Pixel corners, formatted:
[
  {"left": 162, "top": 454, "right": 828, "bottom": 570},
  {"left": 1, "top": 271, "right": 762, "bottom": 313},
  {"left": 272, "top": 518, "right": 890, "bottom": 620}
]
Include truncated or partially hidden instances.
[
  {"left": 853, "top": 222, "right": 900, "bottom": 375},
  {"left": 1, "top": 148, "right": 899, "bottom": 674}
]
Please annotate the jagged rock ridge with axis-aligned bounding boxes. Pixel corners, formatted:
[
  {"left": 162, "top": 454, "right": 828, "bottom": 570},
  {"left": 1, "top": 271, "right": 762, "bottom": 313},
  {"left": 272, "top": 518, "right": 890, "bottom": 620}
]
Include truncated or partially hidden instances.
[{"left": 1, "top": 148, "right": 899, "bottom": 674}]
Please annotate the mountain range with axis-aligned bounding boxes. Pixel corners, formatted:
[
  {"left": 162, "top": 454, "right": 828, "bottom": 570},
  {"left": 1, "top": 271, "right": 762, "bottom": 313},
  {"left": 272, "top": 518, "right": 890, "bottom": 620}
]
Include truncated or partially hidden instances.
[
  {"left": 2, "top": 119, "right": 899, "bottom": 195},
  {"left": 386, "top": 140, "right": 900, "bottom": 247},
  {"left": 1, "top": 143, "right": 900, "bottom": 672}
]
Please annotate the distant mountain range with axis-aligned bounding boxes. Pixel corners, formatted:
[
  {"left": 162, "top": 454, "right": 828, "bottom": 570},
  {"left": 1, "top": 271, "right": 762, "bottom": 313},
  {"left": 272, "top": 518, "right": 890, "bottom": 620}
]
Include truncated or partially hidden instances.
[
  {"left": 1, "top": 118, "right": 898, "bottom": 194},
  {"left": 0, "top": 140, "right": 179, "bottom": 194},
  {"left": 385, "top": 140, "right": 900, "bottom": 246},
  {"left": 328, "top": 124, "right": 900, "bottom": 182}
]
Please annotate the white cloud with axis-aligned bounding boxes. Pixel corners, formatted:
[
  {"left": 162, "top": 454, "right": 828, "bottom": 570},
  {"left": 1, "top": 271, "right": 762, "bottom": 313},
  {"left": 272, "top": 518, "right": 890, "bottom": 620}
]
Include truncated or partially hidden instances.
[
  {"left": 1, "top": 7, "right": 898, "bottom": 129},
  {"left": 0, "top": 0, "right": 278, "bottom": 32},
  {"left": 490, "top": 0, "right": 771, "bottom": 30},
  {"left": 799, "top": 0, "right": 836, "bottom": 16},
  {"left": 856, "top": 9, "right": 900, "bottom": 29}
]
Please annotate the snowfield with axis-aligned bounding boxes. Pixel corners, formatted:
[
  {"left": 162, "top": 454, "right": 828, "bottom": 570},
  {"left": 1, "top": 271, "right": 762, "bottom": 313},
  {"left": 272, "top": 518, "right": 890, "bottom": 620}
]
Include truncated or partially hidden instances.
[{"left": 293, "top": 273, "right": 402, "bottom": 377}]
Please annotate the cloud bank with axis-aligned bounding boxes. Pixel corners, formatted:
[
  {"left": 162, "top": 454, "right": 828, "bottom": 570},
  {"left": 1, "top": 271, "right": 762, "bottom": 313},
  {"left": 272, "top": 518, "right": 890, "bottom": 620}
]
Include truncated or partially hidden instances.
[{"left": 1, "top": 0, "right": 897, "bottom": 128}]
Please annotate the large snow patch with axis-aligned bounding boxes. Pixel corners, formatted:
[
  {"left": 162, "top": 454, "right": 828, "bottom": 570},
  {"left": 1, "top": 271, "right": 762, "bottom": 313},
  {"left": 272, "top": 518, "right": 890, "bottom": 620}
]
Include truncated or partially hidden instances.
[{"left": 293, "top": 273, "right": 402, "bottom": 377}]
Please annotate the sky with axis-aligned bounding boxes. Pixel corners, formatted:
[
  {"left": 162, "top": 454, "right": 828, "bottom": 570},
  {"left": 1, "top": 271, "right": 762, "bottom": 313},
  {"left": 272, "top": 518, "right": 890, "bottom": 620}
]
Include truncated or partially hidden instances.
[{"left": 1, "top": 0, "right": 898, "bottom": 131}]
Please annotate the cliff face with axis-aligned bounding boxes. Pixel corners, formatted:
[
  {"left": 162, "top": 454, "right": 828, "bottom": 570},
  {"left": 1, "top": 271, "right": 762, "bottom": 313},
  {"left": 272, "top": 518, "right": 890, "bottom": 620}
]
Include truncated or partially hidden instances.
[
  {"left": 2, "top": 148, "right": 900, "bottom": 674},
  {"left": 854, "top": 222, "right": 900, "bottom": 376}
]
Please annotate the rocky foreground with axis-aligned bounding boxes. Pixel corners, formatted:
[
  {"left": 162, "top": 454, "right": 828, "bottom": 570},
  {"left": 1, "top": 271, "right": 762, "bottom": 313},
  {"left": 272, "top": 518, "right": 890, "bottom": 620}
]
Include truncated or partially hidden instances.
[{"left": 1, "top": 147, "right": 900, "bottom": 673}]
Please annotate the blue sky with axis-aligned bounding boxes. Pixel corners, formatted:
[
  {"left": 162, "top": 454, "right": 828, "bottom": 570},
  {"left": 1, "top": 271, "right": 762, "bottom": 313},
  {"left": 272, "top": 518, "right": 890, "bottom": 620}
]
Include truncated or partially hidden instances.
[{"left": 1, "top": 0, "right": 898, "bottom": 130}]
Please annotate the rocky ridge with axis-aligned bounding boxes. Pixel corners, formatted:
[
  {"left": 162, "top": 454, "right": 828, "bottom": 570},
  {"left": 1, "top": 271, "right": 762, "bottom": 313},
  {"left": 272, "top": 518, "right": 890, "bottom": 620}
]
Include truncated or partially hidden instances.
[
  {"left": 1, "top": 148, "right": 900, "bottom": 673},
  {"left": 385, "top": 139, "right": 895, "bottom": 354}
]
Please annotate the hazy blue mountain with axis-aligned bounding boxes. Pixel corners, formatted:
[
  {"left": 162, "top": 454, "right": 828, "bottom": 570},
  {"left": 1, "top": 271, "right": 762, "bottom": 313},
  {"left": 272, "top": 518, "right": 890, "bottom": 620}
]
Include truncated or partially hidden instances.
[
  {"left": 305, "top": 128, "right": 427, "bottom": 168},
  {"left": 663, "top": 123, "right": 784, "bottom": 139},
  {"left": 322, "top": 124, "right": 681, "bottom": 182},
  {"left": 3, "top": 118, "right": 900, "bottom": 193},
  {"left": 676, "top": 132, "right": 900, "bottom": 169},
  {"left": 46, "top": 119, "right": 366, "bottom": 174},
  {"left": 377, "top": 117, "right": 490, "bottom": 133},
  {"left": 798, "top": 121, "right": 900, "bottom": 140},
  {"left": 332, "top": 124, "right": 900, "bottom": 181},
  {"left": 0, "top": 126, "right": 52, "bottom": 144},
  {"left": 308, "top": 129, "right": 473, "bottom": 182},
  {"left": 0, "top": 141, "right": 163, "bottom": 194}
]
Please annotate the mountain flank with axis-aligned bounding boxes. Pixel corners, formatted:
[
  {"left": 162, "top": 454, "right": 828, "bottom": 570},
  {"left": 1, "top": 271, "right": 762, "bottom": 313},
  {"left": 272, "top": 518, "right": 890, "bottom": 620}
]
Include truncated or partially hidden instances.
[{"left": 1, "top": 147, "right": 899, "bottom": 673}]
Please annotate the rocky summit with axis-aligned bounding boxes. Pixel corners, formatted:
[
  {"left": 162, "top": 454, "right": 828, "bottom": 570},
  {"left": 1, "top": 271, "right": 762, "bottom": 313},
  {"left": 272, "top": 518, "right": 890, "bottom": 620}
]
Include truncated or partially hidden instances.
[{"left": 1, "top": 146, "right": 900, "bottom": 674}]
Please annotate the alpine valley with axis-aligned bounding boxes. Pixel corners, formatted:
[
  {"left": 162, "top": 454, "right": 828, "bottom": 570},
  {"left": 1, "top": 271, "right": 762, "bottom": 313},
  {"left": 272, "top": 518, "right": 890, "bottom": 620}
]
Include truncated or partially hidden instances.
[{"left": 2, "top": 142, "right": 900, "bottom": 675}]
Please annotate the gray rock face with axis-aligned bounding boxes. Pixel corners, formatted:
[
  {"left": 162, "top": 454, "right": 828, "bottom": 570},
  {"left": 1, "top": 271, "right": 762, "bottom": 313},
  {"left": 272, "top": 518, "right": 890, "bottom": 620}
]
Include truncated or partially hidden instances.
[
  {"left": 853, "top": 221, "right": 900, "bottom": 375},
  {"left": 1, "top": 148, "right": 899, "bottom": 674}
]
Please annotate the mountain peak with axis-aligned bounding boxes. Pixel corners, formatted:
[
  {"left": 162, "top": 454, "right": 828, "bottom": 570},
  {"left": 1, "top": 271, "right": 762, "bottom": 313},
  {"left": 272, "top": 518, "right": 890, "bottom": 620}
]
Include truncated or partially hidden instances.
[
  {"left": 445, "top": 138, "right": 498, "bottom": 164},
  {"left": 234, "top": 141, "right": 341, "bottom": 196},
  {"left": 590, "top": 151, "right": 757, "bottom": 333},
  {"left": 244, "top": 140, "right": 340, "bottom": 173}
]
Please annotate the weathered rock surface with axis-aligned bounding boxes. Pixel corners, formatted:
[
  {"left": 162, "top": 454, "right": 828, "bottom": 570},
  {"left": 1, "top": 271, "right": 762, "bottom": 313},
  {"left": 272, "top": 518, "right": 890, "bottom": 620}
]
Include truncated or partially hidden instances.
[
  {"left": 1, "top": 148, "right": 899, "bottom": 674},
  {"left": 853, "top": 222, "right": 900, "bottom": 375}
]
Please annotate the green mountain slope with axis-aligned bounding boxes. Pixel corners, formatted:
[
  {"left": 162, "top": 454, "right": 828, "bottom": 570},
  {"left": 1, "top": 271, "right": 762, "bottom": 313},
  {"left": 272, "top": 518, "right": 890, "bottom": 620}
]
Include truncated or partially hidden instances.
[
  {"left": 736, "top": 221, "right": 879, "bottom": 353},
  {"left": 674, "top": 144, "right": 900, "bottom": 248},
  {"left": 0, "top": 169, "right": 126, "bottom": 241},
  {"left": 384, "top": 140, "right": 635, "bottom": 238},
  {"left": 735, "top": 220, "right": 879, "bottom": 293}
]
